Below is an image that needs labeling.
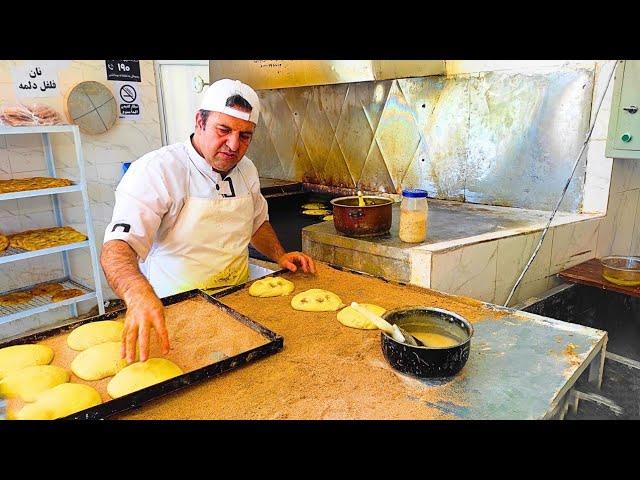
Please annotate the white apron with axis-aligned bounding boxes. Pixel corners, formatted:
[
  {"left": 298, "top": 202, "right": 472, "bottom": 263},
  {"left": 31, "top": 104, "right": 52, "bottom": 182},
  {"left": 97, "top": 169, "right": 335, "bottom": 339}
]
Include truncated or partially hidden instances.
[{"left": 141, "top": 162, "right": 254, "bottom": 298}]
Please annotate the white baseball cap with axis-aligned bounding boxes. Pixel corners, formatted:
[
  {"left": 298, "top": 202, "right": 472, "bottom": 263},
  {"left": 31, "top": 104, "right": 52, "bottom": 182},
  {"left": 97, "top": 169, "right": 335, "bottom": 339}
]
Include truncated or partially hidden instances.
[{"left": 199, "top": 78, "right": 260, "bottom": 124}]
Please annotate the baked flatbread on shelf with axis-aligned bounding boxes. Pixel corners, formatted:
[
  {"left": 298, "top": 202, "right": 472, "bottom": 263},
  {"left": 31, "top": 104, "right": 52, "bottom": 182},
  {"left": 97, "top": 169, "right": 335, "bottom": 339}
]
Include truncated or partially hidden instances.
[{"left": 9, "top": 226, "right": 87, "bottom": 251}]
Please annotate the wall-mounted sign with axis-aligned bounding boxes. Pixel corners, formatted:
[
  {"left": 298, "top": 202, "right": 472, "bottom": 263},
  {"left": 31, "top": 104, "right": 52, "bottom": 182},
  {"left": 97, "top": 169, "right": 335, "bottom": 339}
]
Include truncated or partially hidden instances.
[
  {"left": 112, "top": 81, "right": 141, "bottom": 121},
  {"left": 12, "top": 62, "right": 60, "bottom": 98},
  {"left": 105, "top": 60, "right": 141, "bottom": 82}
]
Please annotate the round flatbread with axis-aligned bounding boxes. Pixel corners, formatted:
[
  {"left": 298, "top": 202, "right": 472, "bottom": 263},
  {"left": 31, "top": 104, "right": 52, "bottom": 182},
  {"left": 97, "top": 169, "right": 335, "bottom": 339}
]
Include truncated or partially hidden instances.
[
  {"left": 31, "top": 283, "right": 64, "bottom": 296},
  {"left": 0, "top": 344, "right": 54, "bottom": 379},
  {"left": 337, "top": 303, "right": 386, "bottom": 330},
  {"left": 291, "top": 289, "right": 344, "bottom": 312},
  {"left": 107, "top": 358, "right": 183, "bottom": 399},
  {"left": 52, "top": 288, "right": 83, "bottom": 302},
  {"left": 301, "top": 203, "right": 326, "bottom": 210},
  {"left": 0, "top": 364, "right": 69, "bottom": 402},
  {"left": 302, "top": 209, "right": 331, "bottom": 216},
  {"left": 0, "top": 233, "right": 8, "bottom": 252},
  {"left": 67, "top": 320, "right": 124, "bottom": 351},
  {"left": 249, "top": 277, "right": 295, "bottom": 297},
  {"left": 16, "top": 383, "right": 102, "bottom": 420},
  {"left": 0, "top": 291, "right": 34, "bottom": 307}
]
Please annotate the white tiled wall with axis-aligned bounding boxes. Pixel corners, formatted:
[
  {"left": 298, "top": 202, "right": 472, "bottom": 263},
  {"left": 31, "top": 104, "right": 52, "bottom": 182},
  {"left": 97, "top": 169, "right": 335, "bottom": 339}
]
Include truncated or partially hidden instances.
[{"left": 0, "top": 60, "right": 162, "bottom": 336}]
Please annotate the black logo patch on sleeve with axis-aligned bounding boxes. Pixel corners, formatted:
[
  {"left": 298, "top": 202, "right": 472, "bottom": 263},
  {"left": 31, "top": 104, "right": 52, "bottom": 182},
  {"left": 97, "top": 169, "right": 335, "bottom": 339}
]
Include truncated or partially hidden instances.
[{"left": 111, "top": 223, "right": 131, "bottom": 233}]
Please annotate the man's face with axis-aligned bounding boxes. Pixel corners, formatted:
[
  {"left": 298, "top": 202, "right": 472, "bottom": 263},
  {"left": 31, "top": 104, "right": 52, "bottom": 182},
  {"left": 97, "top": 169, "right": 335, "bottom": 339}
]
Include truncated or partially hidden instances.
[{"left": 195, "top": 110, "right": 255, "bottom": 172}]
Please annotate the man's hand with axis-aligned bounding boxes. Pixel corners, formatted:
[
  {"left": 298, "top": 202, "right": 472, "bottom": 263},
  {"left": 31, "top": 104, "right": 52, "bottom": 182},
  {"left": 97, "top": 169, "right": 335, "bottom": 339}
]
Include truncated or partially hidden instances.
[
  {"left": 278, "top": 251, "right": 316, "bottom": 274},
  {"left": 121, "top": 289, "right": 170, "bottom": 364}
]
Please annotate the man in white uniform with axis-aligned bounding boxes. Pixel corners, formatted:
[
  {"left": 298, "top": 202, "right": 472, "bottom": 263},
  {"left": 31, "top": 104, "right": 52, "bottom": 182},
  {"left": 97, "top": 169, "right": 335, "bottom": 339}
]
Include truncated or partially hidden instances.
[{"left": 102, "top": 78, "right": 315, "bottom": 363}]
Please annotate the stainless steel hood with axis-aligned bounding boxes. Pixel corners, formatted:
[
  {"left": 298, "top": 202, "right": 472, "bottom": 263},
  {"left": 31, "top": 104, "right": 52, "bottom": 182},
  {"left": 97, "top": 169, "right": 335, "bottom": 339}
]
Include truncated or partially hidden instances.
[{"left": 209, "top": 60, "right": 445, "bottom": 90}]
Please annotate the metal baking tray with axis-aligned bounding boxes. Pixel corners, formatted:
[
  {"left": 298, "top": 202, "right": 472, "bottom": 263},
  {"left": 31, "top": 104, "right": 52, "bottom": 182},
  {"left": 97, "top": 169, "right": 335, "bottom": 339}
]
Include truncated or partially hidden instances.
[{"left": 0, "top": 289, "right": 283, "bottom": 420}]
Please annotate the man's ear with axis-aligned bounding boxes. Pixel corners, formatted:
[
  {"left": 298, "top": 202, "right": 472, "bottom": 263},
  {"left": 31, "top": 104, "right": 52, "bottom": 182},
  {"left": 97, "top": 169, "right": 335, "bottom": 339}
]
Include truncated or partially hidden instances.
[{"left": 195, "top": 111, "right": 205, "bottom": 131}]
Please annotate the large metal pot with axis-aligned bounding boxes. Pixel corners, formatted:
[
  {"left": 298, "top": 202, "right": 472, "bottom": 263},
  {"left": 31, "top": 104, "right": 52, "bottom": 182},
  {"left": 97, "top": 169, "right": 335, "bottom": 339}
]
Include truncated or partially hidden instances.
[
  {"left": 330, "top": 196, "right": 393, "bottom": 237},
  {"left": 380, "top": 307, "right": 473, "bottom": 378}
]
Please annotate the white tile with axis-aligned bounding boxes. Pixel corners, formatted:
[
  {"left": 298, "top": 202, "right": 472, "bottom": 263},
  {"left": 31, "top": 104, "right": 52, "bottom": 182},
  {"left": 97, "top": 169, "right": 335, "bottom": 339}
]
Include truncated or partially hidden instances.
[
  {"left": 17, "top": 195, "right": 53, "bottom": 215},
  {"left": 19, "top": 211, "right": 57, "bottom": 230},
  {"left": 0, "top": 199, "right": 19, "bottom": 219},
  {"left": 509, "top": 277, "right": 550, "bottom": 307},
  {"left": 582, "top": 140, "right": 612, "bottom": 213},
  {"left": 7, "top": 145, "right": 46, "bottom": 173},
  {"left": 0, "top": 148, "right": 10, "bottom": 179},
  {"left": 409, "top": 249, "right": 431, "bottom": 288},
  {"left": 550, "top": 219, "right": 600, "bottom": 273},
  {"left": 430, "top": 241, "right": 497, "bottom": 303},
  {"left": 597, "top": 190, "right": 640, "bottom": 257},
  {"left": 609, "top": 158, "right": 640, "bottom": 194}
]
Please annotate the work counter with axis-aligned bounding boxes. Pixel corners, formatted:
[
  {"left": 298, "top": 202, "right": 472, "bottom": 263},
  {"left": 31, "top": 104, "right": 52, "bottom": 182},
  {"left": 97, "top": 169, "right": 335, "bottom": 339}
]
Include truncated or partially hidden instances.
[{"left": 116, "top": 263, "right": 606, "bottom": 420}]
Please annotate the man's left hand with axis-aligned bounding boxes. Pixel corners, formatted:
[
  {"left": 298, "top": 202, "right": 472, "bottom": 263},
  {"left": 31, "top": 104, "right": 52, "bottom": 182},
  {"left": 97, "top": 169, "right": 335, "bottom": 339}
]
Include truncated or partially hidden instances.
[{"left": 278, "top": 251, "right": 316, "bottom": 274}]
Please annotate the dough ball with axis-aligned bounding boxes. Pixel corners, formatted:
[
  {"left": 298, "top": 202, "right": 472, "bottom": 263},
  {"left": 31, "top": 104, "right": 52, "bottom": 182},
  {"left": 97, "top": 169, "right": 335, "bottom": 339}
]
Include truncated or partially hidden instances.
[
  {"left": 0, "top": 344, "right": 54, "bottom": 379},
  {"left": 107, "top": 358, "right": 183, "bottom": 399},
  {"left": 67, "top": 320, "right": 124, "bottom": 351},
  {"left": 291, "top": 289, "right": 344, "bottom": 312},
  {"left": 337, "top": 303, "right": 386, "bottom": 330},
  {"left": 249, "top": 277, "right": 295, "bottom": 297},
  {"left": 71, "top": 341, "right": 129, "bottom": 381},
  {"left": 0, "top": 365, "right": 69, "bottom": 402},
  {"left": 16, "top": 383, "right": 102, "bottom": 420}
]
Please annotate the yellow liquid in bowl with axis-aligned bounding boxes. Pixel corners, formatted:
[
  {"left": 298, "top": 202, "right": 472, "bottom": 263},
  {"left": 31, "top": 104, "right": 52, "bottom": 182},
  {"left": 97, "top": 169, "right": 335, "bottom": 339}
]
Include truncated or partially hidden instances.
[
  {"left": 603, "top": 273, "right": 640, "bottom": 286},
  {"left": 406, "top": 331, "right": 460, "bottom": 348}
]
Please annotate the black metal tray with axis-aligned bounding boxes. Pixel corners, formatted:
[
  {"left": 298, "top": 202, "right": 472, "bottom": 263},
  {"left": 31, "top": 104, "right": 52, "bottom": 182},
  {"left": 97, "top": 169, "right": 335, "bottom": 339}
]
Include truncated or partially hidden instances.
[{"left": 0, "top": 289, "right": 283, "bottom": 420}]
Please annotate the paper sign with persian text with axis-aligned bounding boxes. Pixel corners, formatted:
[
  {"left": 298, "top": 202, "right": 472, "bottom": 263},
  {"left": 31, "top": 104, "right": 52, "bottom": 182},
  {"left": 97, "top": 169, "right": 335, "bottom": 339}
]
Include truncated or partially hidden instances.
[
  {"left": 12, "top": 62, "right": 60, "bottom": 98},
  {"left": 112, "top": 81, "right": 142, "bottom": 121}
]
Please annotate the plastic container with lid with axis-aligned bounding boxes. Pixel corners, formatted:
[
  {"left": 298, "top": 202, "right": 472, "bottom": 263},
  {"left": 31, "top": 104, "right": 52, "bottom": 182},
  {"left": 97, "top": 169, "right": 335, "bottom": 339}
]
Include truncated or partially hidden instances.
[{"left": 399, "top": 189, "right": 428, "bottom": 243}]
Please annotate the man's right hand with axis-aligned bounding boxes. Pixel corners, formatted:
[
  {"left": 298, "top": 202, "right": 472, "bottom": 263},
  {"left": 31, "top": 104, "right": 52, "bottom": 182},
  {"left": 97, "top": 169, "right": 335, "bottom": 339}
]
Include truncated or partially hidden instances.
[{"left": 121, "top": 289, "right": 170, "bottom": 363}]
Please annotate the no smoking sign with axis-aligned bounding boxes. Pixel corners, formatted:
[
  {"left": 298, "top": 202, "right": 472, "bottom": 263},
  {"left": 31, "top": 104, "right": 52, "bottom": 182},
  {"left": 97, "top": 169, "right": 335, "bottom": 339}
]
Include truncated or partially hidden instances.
[{"left": 113, "top": 81, "right": 141, "bottom": 121}]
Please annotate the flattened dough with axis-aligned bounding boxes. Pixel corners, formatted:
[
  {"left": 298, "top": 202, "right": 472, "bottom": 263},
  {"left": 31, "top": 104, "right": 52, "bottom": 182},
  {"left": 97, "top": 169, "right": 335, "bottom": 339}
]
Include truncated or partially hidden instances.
[
  {"left": 291, "top": 288, "right": 344, "bottom": 312},
  {"left": 16, "top": 383, "right": 102, "bottom": 420},
  {"left": 249, "top": 277, "right": 295, "bottom": 297},
  {"left": 67, "top": 320, "right": 124, "bottom": 351},
  {"left": 107, "top": 358, "right": 183, "bottom": 399},
  {"left": 0, "top": 344, "right": 54, "bottom": 379},
  {"left": 337, "top": 303, "right": 386, "bottom": 330},
  {"left": 0, "top": 365, "right": 69, "bottom": 402},
  {"left": 71, "top": 341, "right": 128, "bottom": 381}
]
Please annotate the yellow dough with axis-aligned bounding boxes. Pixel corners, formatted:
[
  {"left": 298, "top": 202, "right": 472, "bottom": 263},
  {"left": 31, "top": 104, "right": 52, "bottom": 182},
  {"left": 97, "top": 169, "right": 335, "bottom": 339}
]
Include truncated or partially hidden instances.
[
  {"left": 337, "top": 303, "right": 386, "bottom": 330},
  {"left": 249, "top": 277, "right": 295, "bottom": 297},
  {"left": 16, "top": 383, "right": 102, "bottom": 420},
  {"left": 0, "top": 344, "right": 54, "bottom": 379},
  {"left": 0, "top": 365, "right": 69, "bottom": 402},
  {"left": 291, "top": 288, "right": 344, "bottom": 312},
  {"left": 71, "top": 341, "right": 129, "bottom": 381},
  {"left": 301, "top": 202, "right": 326, "bottom": 210},
  {"left": 67, "top": 320, "right": 124, "bottom": 351},
  {"left": 107, "top": 358, "right": 183, "bottom": 399}
]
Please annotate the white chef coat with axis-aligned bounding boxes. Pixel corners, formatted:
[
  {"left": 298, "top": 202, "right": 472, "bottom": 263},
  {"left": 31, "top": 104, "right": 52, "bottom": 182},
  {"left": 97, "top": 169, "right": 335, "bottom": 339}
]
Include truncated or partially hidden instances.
[{"left": 104, "top": 135, "right": 269, "bottom": 263}]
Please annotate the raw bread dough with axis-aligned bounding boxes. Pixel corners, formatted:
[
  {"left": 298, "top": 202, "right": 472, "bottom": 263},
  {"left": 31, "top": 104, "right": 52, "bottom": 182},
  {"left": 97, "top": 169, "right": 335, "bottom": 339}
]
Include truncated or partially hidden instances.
[
  {"left": 107, "top": 358, "right": 183, "bottom": 399},
  {"left": 0, "top": 344, "right": 54, "bottom": 379},
  {"left": 0, "top": 291, "right": 34, "bottom": 306},
  {"left": 52, "top": 288, "right": 84, "bottom": 302},
  {"left": 16, "top": 383, "right": 102, "bottom": 420},
  {"left": 337, "top": 303, "right": 386, "bottom": 330},
  {"left": 249, "top": 277, "right": 295, "bottom": 297},
  {"left": 71, "top": 341, "right": 128, "bottom": 381},
  {"left": 67, "top": 320, "right": 124, "bottom": 351},
  {"left": 31, "top": 282, "right": 64, "bottom": 296},
  {"left": 291, "top": 289, "right": 344, "bottom": 312},
  {"left": 0, "top": 364, "right": 69, "bottom": 402}
]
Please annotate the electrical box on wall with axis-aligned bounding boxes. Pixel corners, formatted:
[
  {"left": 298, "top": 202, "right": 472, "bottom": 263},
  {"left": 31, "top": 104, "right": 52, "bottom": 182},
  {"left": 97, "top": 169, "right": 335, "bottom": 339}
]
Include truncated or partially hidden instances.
[{"left": 606, "top": 60, "right": 640, "bottom": 159}]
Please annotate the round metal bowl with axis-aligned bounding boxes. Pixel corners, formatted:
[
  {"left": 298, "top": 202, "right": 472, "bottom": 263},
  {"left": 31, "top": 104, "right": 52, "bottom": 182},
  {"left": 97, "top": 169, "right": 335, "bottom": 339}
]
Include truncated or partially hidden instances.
[
  {"left": 330, "top": 196, "right": 393, "bottom": 237},
  {"left": 600, "top": 256, "right": 640, "bottom": 286},
  {"left": 381, "top": 307, "right": 473, "bottom": 378}
]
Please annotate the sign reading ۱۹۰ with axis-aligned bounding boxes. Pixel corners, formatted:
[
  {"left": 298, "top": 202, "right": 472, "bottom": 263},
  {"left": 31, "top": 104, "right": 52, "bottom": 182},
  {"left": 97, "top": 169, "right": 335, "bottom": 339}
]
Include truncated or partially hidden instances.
[
  {"left": 12, "top": 62, "right": 60, "bottom": 98},
  {"left": 105, "top": 60, "right": 141, "bottom": 82}
]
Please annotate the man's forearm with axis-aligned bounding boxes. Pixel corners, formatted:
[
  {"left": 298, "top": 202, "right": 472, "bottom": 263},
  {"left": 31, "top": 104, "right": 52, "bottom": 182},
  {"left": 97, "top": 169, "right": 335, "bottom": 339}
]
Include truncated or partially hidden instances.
[
  {"left": 101, "top": 240, "right": 156, "bottom": 304},
  {"left": 250, "top": 221, "right": 286, "bottom": 262}
]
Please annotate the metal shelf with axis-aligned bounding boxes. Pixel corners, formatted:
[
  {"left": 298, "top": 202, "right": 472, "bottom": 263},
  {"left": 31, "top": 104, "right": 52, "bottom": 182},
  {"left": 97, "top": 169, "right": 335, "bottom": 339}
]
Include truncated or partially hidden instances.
[
  {"left": 0, "top": 184, "right": 81, "bottom": 201},
  {"left": 0, "top": 278, "right": 95, "bottom": 325},
  {"left": 0, "top": 241, "right": 90, "bottom": 265},
  {"left": 0, "top": 125, "right": 76, "bottom": 135}
]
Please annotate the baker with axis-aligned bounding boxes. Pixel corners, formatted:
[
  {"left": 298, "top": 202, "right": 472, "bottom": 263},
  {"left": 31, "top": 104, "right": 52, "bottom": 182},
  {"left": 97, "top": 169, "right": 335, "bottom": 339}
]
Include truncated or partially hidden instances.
[{"left": 101, "top": 78, "right": 316, "bottom": 363}]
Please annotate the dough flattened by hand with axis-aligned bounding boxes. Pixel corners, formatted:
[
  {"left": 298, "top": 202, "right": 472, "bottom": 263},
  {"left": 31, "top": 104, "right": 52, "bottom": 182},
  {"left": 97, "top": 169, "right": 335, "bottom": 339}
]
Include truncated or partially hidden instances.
[
  {"left": 249, "top": 277, "right": 295, "bottom": 297},
  {"left": 107, "top": 358, "right": 183, "bottom": 399},
  {"left": 0, "top": 344, "right": 54, "bottom": 379},
  {"left": 67, "top": 320, "right": 124, "bottom": 351},
  {"left": 16, "top": 383, "right": 102, "bottom": 420},
  {"left": 291, "top": 289, "right": 344, "bottom": 312},
  {"left": 337, "top": 303, "right": 386, "bottom": 330},
  {"left": 0, "top": 365, "right": 69, "bottom": 402},
  {"left": 71, "top": 341, "right": 129, "bottom": 381}
]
